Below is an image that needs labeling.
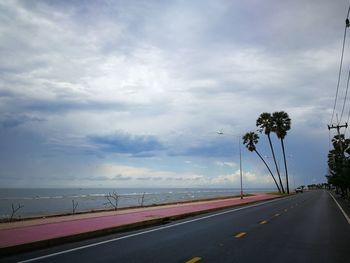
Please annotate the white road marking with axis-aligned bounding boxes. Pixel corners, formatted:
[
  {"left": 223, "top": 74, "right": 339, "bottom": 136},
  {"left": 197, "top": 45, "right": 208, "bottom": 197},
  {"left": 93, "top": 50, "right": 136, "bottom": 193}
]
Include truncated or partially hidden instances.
[
  {"left": 18, "top": 198, "right": 284, "bottom": 263},
  {"left": 328, "top": 191, "right": 350, "bottom": 225}
]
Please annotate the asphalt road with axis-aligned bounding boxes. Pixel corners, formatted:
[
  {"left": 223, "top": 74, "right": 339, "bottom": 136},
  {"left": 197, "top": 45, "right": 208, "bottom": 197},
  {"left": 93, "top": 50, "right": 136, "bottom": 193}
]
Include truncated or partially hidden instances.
[{"left": 3, "top": 190, "right": 350, "bottom": 263}]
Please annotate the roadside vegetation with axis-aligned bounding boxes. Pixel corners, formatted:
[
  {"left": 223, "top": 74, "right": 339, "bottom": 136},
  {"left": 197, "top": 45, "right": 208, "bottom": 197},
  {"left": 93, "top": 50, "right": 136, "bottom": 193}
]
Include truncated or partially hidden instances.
[
  {"left": 327, "top": 133, "right": 350, "bottom": 198},
  {"left": 243, "top": 111, "right": 291, "bottom": 194}
]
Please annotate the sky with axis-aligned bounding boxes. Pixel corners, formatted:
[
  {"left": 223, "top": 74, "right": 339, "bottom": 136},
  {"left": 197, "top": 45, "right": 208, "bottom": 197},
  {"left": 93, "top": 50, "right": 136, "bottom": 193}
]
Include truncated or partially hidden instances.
[{"left": 0, "top": 0, "right": 349, "bottom": 189}]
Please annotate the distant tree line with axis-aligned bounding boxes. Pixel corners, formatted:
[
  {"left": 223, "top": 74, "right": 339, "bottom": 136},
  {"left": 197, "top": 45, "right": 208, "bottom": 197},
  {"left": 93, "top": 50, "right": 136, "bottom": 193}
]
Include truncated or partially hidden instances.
[
  {"left": 307, "top": 183, "right": 328, "bottom": 190},
  {"left": 326, "top": 133, "right": 350, "bottom": 197},
  {"left": 243, "top": 111, "right": 291, "bottom": 194}
]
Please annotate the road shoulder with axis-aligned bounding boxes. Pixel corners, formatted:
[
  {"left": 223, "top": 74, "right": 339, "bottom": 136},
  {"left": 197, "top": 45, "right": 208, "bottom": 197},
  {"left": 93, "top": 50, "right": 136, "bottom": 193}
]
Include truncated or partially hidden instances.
[{"left": 328, "top": 191, "right": 350, "bottom": 224}]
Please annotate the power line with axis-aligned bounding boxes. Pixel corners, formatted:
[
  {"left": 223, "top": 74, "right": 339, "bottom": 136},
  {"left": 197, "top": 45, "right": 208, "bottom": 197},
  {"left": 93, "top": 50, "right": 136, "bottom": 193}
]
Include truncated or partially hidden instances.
[
  {"left": 340, "top": 69, "right": 350, "bottom": 123},
  {"left": 345, "top": 102, "right": 350, "bottom": 137},
  {"left": 328, "top": 123, "right": 349, "bottom": 154},
  {"left": 330, "top": 8, "right": 350, "bottom": 125}
]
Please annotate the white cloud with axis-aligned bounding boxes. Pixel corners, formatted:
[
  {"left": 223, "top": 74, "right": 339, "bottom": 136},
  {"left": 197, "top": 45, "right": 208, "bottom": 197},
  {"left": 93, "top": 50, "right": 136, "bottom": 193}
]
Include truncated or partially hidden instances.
[
  {"left": 215, "top": 161, "right": 236, "bottom": 168},
  {"left": 89, "top": 164, "right": 274, "bottom": 188},
  {"left": 204, "top": 169, "right": 274, "bottom": 189},
  {"left": 93, "top": 164, "right": 204, "bottom": 187},
  {"left": 0, "top": 0, "right": 346, "bottom": 188}
]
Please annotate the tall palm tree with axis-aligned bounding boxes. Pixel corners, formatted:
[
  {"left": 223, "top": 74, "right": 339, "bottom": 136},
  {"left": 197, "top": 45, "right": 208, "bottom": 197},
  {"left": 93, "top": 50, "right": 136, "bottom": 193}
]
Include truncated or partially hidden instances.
[
  {"left": 242, "top": 132, "right": 281, "bottom": 193},
  {"left": 272, "top": 111, "right": 291, "bottom": 194},
  {"left": 256, "top": 112, "right": 285, "bottom": 193}
]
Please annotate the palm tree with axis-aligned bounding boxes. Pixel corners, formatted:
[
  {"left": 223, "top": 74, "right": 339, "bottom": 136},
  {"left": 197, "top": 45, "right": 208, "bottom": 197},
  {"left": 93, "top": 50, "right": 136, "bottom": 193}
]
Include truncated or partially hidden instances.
[
  {"left": 256, "top": 112, "right": 285, "bottom": 193},
  {"left": 242, "top": 132, "right": 281, "bottom": 193},
  {"left": 272, "top": 111, "right": 291, "bottom": 194}
]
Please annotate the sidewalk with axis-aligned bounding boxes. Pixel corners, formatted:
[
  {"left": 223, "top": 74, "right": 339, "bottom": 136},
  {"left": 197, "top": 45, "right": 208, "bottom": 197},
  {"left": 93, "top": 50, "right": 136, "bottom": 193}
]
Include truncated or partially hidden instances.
[{"left": 0, "top": 193, "right": 280, "bottom": 256}]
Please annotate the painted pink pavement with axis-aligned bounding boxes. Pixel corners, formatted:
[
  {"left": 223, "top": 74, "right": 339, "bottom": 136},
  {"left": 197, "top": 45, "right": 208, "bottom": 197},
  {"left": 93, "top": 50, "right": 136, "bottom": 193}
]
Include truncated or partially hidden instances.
[{"left": 0, "top": 193, "right": 280, "bottom": 251}]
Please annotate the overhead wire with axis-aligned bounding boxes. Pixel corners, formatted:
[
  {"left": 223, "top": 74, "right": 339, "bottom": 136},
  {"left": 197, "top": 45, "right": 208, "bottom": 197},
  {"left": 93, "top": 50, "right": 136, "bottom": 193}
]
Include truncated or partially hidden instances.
[
  {"left": 346, "top": 101, "right": 350, "bottom": 137},
  {"left": 330, "top": 6, "right": 350, "bottom": 125},
  {"left": 345, "top": 60, "right": 350, "bottom": 139},
  {"left": 339, "top": 69, "right": 350, "bottom": 123},
  {"left": 347, "top": 0, "right": 350, "bottom": 139}
]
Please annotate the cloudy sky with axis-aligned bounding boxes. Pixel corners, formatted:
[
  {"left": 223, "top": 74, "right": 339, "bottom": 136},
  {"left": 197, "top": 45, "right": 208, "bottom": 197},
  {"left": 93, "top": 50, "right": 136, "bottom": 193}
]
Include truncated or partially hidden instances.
[{"left": 1, "top": 0, "right": 349, "bottom": 189}]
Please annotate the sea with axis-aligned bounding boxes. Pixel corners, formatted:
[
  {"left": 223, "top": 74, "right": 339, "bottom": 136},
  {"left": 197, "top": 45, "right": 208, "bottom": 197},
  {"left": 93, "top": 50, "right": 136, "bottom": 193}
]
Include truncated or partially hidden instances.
[{"left": 0, "top": 188, "right": 274, "bottom": 219}]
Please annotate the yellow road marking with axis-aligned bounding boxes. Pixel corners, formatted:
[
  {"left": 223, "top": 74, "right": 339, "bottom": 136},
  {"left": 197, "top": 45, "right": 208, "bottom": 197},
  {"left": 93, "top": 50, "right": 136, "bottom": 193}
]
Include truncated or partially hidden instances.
[
  {"left": 259, "top": 220, "right": 268, "bottom": 224},
  {"left": 235, "top": 232, "right": 247, "bottom": 238},
  {"left": 274, "top": 213, "right": 280, "bottom": 217},
  {"left": 185, "top": 257, "right": 202, "bottom": 263}
]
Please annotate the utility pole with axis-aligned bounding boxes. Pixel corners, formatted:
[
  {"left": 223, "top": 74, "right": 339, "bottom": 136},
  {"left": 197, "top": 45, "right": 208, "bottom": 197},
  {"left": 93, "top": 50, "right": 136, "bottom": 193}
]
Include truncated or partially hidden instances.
[
  {"left": 328, "top": 123, "right": 348, "bottom": 154},
  {"left": 328, "top": 122, "right": 348, "bottom": 195}
]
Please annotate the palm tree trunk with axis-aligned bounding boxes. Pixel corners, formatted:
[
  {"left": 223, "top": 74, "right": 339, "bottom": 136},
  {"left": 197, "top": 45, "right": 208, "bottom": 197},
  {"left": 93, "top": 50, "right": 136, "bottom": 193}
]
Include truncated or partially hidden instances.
[
  {"left": 267, "top": 133, "right": 285, "bottom": 193},
  {"left": 254, "top": 149, "right": 281, "bottom": 193},
  {"left": 281, "top": 138, "right": 289, "bottom": 194}
]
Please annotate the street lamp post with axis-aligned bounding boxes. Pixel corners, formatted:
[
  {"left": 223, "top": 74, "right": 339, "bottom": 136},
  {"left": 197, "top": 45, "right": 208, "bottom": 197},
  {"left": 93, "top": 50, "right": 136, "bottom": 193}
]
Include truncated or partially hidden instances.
[
  {"left": 218, "top": 131, "right": 243, "bottom": 199},
  {"left": 239, "top": 137, "right": 243, "bottom": 199}
]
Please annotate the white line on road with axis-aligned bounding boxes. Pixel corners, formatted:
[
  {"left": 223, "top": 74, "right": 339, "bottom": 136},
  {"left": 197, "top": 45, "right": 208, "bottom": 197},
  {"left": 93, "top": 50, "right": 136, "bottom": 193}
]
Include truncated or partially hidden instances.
[
  {"left": 18, "top": 198, "right": 284, "bottom": 263},
  {"left": 328, "top": 191, "right": 350, "bottom": 225}
]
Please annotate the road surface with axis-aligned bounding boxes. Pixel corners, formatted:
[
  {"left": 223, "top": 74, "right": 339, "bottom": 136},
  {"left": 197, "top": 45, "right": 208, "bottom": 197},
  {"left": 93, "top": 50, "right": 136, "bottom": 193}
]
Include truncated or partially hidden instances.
[{"left": 3, "top": 190, "right": 350, "bottom": 263}]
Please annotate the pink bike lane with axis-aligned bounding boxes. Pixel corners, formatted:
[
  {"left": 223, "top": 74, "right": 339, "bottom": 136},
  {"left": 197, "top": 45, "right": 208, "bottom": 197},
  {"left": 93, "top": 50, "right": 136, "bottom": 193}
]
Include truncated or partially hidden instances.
[{"left": 0, "top": 193, "right": 281, "bottom": 254}]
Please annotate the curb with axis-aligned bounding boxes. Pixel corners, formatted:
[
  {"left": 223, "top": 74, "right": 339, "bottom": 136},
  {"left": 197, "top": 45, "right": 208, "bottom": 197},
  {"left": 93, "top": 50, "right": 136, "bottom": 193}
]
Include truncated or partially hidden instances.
[{"left": 0, "top": 195, "right": 283, "bottom": 257}]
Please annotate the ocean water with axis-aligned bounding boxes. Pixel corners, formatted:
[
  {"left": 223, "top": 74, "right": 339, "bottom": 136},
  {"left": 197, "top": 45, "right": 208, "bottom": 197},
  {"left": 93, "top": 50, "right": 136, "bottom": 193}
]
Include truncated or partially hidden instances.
[{"left": 0, "top": 188, "right": 273, "bottom": 219}]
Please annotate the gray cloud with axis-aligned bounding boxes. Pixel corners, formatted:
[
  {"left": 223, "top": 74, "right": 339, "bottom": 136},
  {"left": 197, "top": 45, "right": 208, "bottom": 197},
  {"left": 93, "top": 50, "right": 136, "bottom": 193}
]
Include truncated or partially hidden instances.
[
  {"left": 88, "top": 131, "right": 164, "bottom": 155},
  {"left": 113, "top": 174, "right": 132, "bottom": 181},
  {"left": 23, "top": 99, "right": 128, "bottom": 113},
  {"left": 0, "top": 114, "right": 44, "bottom": 128},
  {"left": 136, "top": 177, "right": 163, "bottom": 181},
  {"left": 169, "top": 138, "right": 234, "bottom": 158},
  {"left": 80, "top": 175, "right": 133, "bottom": 181},
  {"left": 0, "top": 0, "right": 346, "bottom": 187}
]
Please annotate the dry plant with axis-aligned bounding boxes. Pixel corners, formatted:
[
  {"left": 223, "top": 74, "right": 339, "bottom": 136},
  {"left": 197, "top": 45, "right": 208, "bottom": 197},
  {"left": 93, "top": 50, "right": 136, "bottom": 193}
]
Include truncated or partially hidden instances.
[
  {"left": 104, "top": 191, "right": 120, "bottom": 211},
  {"left": 10, "top": 203, "right": 24, "bottom": 221},
  {"left": 138, "top": 192, "right": 146, "bottom": 207},
  {"left": 72, "top": 200, "right": 78, "bottom": 214}
]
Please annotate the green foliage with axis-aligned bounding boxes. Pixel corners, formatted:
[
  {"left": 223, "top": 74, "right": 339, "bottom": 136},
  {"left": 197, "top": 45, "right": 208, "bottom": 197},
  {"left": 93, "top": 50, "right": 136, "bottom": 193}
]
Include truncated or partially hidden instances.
[
  {"left": 272, "top": 111, "right": 291, "bottom": 194},
  {"left": 272, "top": 111, "right": 291, "bottom": 139},
  {"left": 256, "top": 112, "right": 273, "bottom": 135},
  {"left": 255, "top": 111, "right": 291, "bottom": 194},
  {"left": 242, "top": 131, "right": 281, "bottom": 193},
  {"left": 242, "top": 132, "right": 259, "bottom": 152},
  {"left": 244, "top": 111, "right": 292, "bottom": 194},
  {"left": 327, "top": 134, "right": 350, "bottom": 196}
]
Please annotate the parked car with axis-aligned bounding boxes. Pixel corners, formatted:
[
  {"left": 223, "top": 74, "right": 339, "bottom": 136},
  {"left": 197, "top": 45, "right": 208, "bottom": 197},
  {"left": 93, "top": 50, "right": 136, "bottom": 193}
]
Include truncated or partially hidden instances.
[{"left": 295, "top": 187, "right": 303, "bottom": 193}]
